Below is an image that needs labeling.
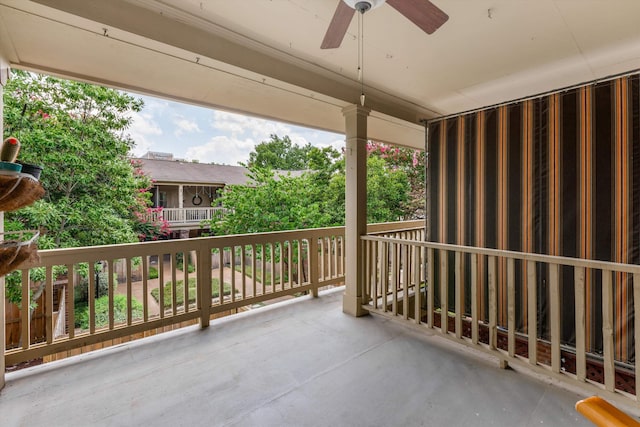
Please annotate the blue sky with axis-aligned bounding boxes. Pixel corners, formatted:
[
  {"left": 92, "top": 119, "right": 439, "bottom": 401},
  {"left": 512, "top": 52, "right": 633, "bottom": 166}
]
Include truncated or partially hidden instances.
[{"left": 127, "top": 94, "right": 345, "bottom": 165}]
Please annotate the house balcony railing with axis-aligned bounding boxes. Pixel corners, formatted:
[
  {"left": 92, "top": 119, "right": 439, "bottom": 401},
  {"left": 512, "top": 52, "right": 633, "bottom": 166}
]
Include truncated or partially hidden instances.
[
  {"left": 361, "top": 234, "right": 640, "bottom": 408},
  {"left": 146, "top": 207, "right": 228, "bottom": 225},
  {"left": 4, "top": 220, "right": 422, "bottom": 368}
]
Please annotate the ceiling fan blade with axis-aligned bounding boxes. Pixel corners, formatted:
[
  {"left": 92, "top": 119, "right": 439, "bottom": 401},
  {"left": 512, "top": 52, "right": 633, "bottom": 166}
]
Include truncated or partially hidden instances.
[
  {"left": 321, "top": 1, "right": 356, "bottom": 49},
  {"left": 387, "top": 0, "right": 449, "bottom": 35}
]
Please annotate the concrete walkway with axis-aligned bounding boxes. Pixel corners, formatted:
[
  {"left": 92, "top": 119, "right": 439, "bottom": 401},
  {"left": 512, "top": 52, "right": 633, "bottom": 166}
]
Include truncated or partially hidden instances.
[{"left": 2, "top": 288, "right": 595, "bottom": 426}]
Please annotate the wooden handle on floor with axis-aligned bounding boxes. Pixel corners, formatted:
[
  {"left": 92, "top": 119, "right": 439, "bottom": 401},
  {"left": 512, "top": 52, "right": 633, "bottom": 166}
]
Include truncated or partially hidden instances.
[{"left": 576, "top": 396, "right": 640, "bottom": 427}]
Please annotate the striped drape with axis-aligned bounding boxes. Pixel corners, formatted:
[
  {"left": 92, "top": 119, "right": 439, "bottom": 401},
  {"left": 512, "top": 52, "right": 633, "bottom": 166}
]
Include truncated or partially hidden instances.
[{"left": 428, "top": 75, "right": 640, "bottom": 363}]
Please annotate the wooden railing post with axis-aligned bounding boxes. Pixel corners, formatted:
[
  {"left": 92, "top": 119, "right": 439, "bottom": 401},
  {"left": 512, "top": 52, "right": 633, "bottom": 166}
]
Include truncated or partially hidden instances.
[
  {"left": 309, "top": 237, "right": 319, "bottom": 297},
  {"left": 198, "top": 241, "right": 212, "bottom": 328}
]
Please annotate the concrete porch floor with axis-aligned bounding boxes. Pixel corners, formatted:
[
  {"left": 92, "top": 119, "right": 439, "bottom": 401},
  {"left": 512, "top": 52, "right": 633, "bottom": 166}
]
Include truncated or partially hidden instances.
[{"left": 1, "top": 288, "right": 592, "bottom": 426}]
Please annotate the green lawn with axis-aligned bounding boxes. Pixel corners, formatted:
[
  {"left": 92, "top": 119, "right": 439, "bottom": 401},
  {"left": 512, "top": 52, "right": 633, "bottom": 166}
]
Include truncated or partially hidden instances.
[{"left": 150, "top": 277, "right": 234, "bottom": 309}]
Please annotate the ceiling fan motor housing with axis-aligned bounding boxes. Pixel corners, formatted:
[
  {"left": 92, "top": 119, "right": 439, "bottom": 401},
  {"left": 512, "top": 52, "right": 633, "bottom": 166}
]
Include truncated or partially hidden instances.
[{"left": 343, "top": 0, "right": 386, "bottom": 13}]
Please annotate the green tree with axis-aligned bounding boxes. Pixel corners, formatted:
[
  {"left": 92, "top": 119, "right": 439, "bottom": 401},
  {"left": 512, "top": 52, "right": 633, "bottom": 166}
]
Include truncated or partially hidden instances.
[
  {"left": 3, "top": 70, "right": 151, "bottom": 248},
  {"left": 2, "top": 71, "right": 156, "bottom": 311},
  {"left": 213, "top": 167, "right": 332, "bottom": 235},
  {"left": 366, "top": 141, "right": 425, "bottom": 219},
  {"left": 247, "top": 134, "right": 313, "bottom": 170},
  {"left": 321, "top": 155, "right": 411, "bottom": 224}
]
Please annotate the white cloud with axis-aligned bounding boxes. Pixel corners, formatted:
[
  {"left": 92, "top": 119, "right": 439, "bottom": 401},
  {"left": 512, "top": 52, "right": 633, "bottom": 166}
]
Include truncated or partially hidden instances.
[
  {"left": 211, "top": 111, "right": 292, "bottom": 142},
  {"left": 127, "top": 111, "right": 163, "bottom": 157},
  {"left": 173, "top": 116, "right": 201, "bottom": 137},
  {"left": 185, "top": 135, "right": 256, "bottom": 166}
]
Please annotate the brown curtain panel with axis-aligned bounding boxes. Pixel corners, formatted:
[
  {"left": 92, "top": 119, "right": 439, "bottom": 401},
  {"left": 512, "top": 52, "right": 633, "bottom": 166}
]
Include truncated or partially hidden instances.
[{"left": 427, "top": 75, "right": 640, "bottom": 363}]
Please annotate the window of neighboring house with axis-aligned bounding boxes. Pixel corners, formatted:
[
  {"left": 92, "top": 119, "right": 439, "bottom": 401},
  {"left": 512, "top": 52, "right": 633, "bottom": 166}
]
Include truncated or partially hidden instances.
[{"left": 158, "top": 191, "right": 167, "bottom": 208}]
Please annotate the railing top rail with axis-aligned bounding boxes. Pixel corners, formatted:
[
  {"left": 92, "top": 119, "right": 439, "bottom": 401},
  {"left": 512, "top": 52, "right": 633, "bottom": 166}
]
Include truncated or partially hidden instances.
[
  {"left": 366, "top": 220, "right": 423, "bottom": 234},
  {"left": 161, "top": 207, "right": 226, "bottom": 211},
  {"left": 362, "top": 235, "right": 640, "bottom": 274},
  {"left": 24, "top": 221, "right": 420, "bottom": 268}
]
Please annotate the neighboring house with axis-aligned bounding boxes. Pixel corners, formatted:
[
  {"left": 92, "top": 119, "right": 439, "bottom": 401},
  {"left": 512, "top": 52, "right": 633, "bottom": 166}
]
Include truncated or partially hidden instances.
[
  {"left": 137, "top": 152, "right": 251, "bottom": 238},
  {"left": 137, "top": 152, "right": 305, "bottom": 238}
]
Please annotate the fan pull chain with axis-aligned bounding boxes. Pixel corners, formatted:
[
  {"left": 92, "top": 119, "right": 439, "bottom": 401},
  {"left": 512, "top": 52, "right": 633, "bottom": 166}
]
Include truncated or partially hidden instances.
[{"left": 358, "top": 9, "right": 365, "bottom": 106}]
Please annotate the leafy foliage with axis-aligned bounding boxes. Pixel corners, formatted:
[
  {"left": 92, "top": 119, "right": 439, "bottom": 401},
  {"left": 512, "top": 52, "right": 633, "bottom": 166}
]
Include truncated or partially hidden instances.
[
  {"left": 247, "top": 134, "right": 313, "bottom": 170},
  {"left": 213, "top": 138, "right": 418, "bottom": 235},
  {"left": 3, "top": 70, "right": 152, "bottom": 247},
  {"left": 74, "top": 294, "right": 143, "bottom": 330},
  {"left": 213, "top": 168, "right": 333, "bottom": 235},
  {"left": 150, "top": 277, "right": 232, "bottom": 308},
  {"left": 2, "top": 71, "right": 158, "bottom": 307}
]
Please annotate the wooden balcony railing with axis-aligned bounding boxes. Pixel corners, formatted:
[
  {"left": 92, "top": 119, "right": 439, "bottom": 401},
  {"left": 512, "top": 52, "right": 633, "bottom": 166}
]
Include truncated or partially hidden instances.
[
  {"left": 3, "top": 221, "right": 420, "bottom": 367},
  {"left": 361, "top": 235, "right": 640, "bottom": 408},
  {"left": 145, "top": 207, "right": 228, "bottom": 225}
]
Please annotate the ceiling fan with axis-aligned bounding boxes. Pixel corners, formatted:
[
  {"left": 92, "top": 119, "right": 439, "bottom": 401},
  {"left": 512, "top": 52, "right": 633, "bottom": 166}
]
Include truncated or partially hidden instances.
[{"left": 321, "top": 0, "right": 449, "bottom": 49}]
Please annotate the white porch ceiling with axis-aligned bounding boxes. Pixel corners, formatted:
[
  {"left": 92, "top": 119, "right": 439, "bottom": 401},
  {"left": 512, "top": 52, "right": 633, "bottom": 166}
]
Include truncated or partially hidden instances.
[{"left": 2, "top": 0, "right": 640, "bottom": 149}]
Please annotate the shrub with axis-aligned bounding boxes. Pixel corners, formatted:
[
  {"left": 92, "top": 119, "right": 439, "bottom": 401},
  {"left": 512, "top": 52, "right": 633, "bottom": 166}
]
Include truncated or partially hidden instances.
[
  {"left": 74, "top": 271, "right": 111, "bottom": 305},
  {"left": 148, "top": 266, "right": 159, "bottom": 279},
  {"left": 74, "top": 294, "right": 143, "bottom": 330},
  {"left": 150, "top": 277, "right": 232, "bottom": 309}
]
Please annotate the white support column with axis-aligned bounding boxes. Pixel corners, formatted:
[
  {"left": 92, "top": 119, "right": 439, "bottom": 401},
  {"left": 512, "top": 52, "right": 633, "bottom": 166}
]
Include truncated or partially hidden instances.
[
  {"left": 0, "top": 53, "right": 8, "bottom": 390},
  {"left": 178, "top": 185, "right": 184, "bottom": 209},
  {"left": 342, "top": 104, "right": 369, "bottom": 317}
]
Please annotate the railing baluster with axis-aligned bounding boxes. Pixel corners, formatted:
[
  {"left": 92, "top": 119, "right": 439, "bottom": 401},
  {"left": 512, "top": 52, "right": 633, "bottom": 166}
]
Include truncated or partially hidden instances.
[
  {"left": 381, "top": 241, "right": 388, "bottom": 312},
  {"left": 279, "top": 242, "right": 284, "bottom": 291},
  {"left": 67, "top": 264, "right": 75, "bottom": 339},
  {"left": 297, "top": 240, "right": 303, "bottom": 287},
  {"left": 549, "top": 263, "right": 560, "bottom": 373},
  {"left": 158, "top": 254, "right": 165, "bottom": 319},
  {"left": 241, "top": 245, "right": 247, "bottom": 298},
  {"left": 252, "top": 244, "right": 257, "bottom": 297},
  {"left": 602, "top": 269, "right": 615, "bottom": 392},
  {"left": 440, "top": 249, "right": 448, "bottom": 335},
  {"left": 89, "top": 262, "right": 96, "bottom": 333},
  {"left": 488, "top": 256, "right": 497, "bottom": 349},
  {"left": 391, "top": 242, "right": 398, "bottom": 316},
  {"left": 142, "top": 256, "right": 149, "bottom": 322},
  {"left": 20, "top": 270, "right": 30, "bottom": 349},
  {"left": 364, "top": 240, "right": 371, "bottom": 303},
  {"left": 45, "top": 266, "right": 53, "bottom": 344},
  {"left": 507, "top": 258, "right": 515, "bottom": 357},
  {"left": 231, "top": 247, "right": 236, "bottom": 303},
  {"left": 287, "top": 240, "right": 293, "bottom": 291},
  {"left": 341, "top": 236, "right": 345, "bottom": 278},
  {"left": 218, "top": 248, "right": 225, "bottom": 304},
  {"left": 320, "top": 238, "right": 326, "bottom": 282},
  {"left": 309, "top": 237, "right": 319, "bottom": 297},
  {"left": 427, "top": 247, "right": 434, "bottom": 328},
  {"left": 527, "top": 260, "right": 537, "bottom": 365},
  {"left": 183, "top": 252, "right": 190, "bottom": 312},
  {"left": 471, "top": 253, "right": 478, "bottom": 344},
  {"left": 455, "top": 251, "right": 462, "bottom": 339},
  {"left": 127, "top": 258, "right": 133, "bottom": 324},
  {"left": 262, "top": 244, "right": 268, "bottom": 294},
  {"left": 327, "top": 238, "right": 333, "bottom": 280},
  {"left": 402, "top": 242, "right": 409, "bottom": 320},
  {"left": 414, "top": 243, "right": 421, "bottom": 325},
  {"left": 108, "top": 260, "right": 115, "bottom": 329},
  {"left": 575, "top": 267, "right": 586, "bottom": 382},
  {"left": 171, "top": 253, "right": 178, "bottom": 315},
  {"left": 198, "top": 243, "right": 212, "bottom": 327}
]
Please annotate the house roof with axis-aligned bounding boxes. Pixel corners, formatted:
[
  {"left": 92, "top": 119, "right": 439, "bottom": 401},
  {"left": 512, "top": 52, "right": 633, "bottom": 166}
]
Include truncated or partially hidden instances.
[
  {"left": 138, "top": 158, "right": 251, "bottom": 186},
  {"left": 137, "top": 158, "right": 305, "bottom": 186}
]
